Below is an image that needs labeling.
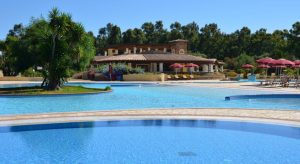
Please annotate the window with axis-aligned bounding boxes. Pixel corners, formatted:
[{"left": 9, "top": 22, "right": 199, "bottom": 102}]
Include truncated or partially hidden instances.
[{"left": 179, "top": 49, "right": 185, "bottom": 54}]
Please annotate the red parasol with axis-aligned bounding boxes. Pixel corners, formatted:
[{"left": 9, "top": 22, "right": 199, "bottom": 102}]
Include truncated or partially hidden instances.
[
  {"left": 294, "top": 60, "right": 300, "bottom": 65},
  {"left": 272, "top": 65, "right": 287, "bottom": 68},
  {"left": 292, "top": 65, "right": 300, "bottom": 68},
  {"left": 185, "top": 63, "right": 199, "bottom": 68},
  {"left": 169, "top": 63, "right": 183, "bottom": 68},
  {"left": 272, "top": 59, "right": 295, "bottom": 66},
  {"left": 257, "top": 64, "right": 270, "bottom": 68},
  {"left": 256, "top": 57, "right": 274, "bottom": 64},
  {"left": 242, "top": 64, "right": 254, "bottom": 69}
]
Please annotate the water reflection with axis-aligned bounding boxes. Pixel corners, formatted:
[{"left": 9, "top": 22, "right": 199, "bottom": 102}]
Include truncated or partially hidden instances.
[
  {"left": 9, "top": 122, "right": 95, "bottom": 162},
  {"left": 1, "top": 120, "right": 300, "bottom": 139}
]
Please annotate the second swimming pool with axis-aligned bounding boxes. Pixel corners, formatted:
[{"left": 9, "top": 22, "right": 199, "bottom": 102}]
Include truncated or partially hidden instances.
[{"left": 0, "top": 82, "right": 299, "bottom": 115}]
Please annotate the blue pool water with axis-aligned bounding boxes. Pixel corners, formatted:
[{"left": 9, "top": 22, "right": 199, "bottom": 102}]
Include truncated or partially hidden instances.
[
  {"left": 0, "top": 119, "right": 299, "bottom": 163},
  {"left": 0, "top": 82, "right": 300, "bottom": 115}
]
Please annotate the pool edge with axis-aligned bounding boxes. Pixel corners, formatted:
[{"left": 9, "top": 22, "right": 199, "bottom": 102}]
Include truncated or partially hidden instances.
[{"left": 0, "top": 108, "right": 299, "bottom": 127}]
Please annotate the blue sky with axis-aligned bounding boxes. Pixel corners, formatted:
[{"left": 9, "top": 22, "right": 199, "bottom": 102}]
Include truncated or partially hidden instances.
[{"left": 0, "top": 0, "right": 299, "bottom": 39}]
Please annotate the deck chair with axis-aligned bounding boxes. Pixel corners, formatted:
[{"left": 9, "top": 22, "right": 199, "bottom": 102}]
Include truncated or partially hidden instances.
[
  {"left": 189, "top": 75, "right": 194, "bottom": 79},
  {"left": 167, "top": 75, "right": 172, "bottom": 80},
  {"left": 294, "top": 79, "right": 300, "bottom": 88},
  {"left": 271, "top": 78, "right": 281, "bottom": 87},
  {"left": 182, "top": 75, "right": 188, "bottom": 79},
  {"left": 174, "top": 75, "right": 180, "bottom": 79}
]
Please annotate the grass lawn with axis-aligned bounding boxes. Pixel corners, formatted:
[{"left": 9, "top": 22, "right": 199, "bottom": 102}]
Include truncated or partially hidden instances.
[{"left": 0, "top": 86, "right": 111, "bottom": 95}]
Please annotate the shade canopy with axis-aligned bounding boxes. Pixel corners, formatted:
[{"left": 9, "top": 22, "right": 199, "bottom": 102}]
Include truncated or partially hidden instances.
[
  {"left": 185, "top": 63, "right": 199, "bottom": 68},
  {"left": 169, "top": 63, "right": 183, "bottom": 68},
  {"left": 294, "top": 60, "right": 300, "bottom": 65},
  {"left": 256, "top": 57, "right": 274, "bottom": 64},
  {"left": 292, "top": 65, "right": 300, "bottom": 68},
  {"left": 272, "top": 59, "right": 295, "bottom": 66},
  {"left": 242, "top": 64, "right": 254, "bottom": 69},
  {"left": 272, "top": 65, "right": 287, "bottom": 68},
  {"left": 257, "top": 64, "right": 270, "bottom": 68}
]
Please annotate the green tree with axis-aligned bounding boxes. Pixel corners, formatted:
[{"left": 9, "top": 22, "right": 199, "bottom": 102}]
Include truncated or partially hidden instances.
[
  {"left": 153, "top": 21, "right": 168, "bottom": 43},
  {"left": 19, "top": 8, "right": 95, "bottom": 90},
  {"left": 0, "top": 24, "right": 27, "bottom": 76},
  {"left": 270, "top": 30, "right": 289, "bottom": 58},
  {"left": 249, "top": 28, "right": 272, "bottom": 56},
  {"left": 198, "top": 23, "right": 224, "bottom": 59},
  {"left": 96, "top": 27, "right": 108, "bottom": 54},
  {"left": 288, "top": 22, "right": 300, "bottom": 58},
  {"left": 123, "top": 28, "right": 146, "bottom": 44},
  {"left": 141, "top": 22, "right": 155, "bottom": 43},
  {"left": 182, "top": 22, "right": 200, "bottom": 52},
  {"left": 169, "top": 22, "right": 184, "bottom": 40}
]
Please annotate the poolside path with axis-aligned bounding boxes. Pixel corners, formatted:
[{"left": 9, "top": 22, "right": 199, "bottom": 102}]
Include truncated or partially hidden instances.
[{"left": 0, "top": 108, "right": 299, "bottom": 127}]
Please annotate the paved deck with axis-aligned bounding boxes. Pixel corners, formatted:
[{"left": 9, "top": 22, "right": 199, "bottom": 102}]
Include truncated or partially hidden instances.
[{"left": 0, "top": 108, "right": 299, "bottom": 127}]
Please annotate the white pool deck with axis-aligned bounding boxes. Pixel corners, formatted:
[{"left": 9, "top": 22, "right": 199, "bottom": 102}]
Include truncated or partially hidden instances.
[{"left": 0, "top": 80, "right": 300, "bottom": 127}]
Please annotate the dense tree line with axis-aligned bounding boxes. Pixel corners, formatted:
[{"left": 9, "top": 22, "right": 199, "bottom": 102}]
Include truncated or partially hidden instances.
[
  {"left": 95, "top": 21, "right": 300, "bottom": 70},
  {"left": 0, "top": 13, "right": 299, "bottom": 77}
]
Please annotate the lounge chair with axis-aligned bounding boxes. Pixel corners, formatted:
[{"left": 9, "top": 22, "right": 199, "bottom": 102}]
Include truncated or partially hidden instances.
[
  {"left": 255, "top": 74, "right": 260, "bottom": 79},
  {"left": 271, "top": 78, "right": 281, "bottom": 87},
  {"left": 271, "top": 73, "right": 276, "bottom": 78},
  {"left": 182, "top": 75, "right": 188, "bottom": 79},
  {"left": 174, "top": 75, "right": 180, "bottom": 79},
  {"left": 294, "top": 79, "right": 300, "bottom": 88},
  {"left": 167, "top": 75, "right": 172, "bottom": 80},
  {"left": 280, "top": 77, "right": 289, "bottom": 87},
  {"left": 189, "top": 75, "right": 194, "bottom": 79}
]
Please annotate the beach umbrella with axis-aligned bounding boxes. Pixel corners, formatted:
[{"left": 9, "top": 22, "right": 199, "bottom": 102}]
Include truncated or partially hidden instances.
[
  {"left": 294, "top": 60, "right": 300, "bottom": 65},
  {"left": 256, "top": 57, "right": 274, "bottom": 64},
  {"left": 169, "top": 63, "right": 183, "bottom": 74},
  {"left": 242, "top": 64, "right": 254, "bottom": 69},
  {"left": 169, "top": 63, "right": 183, "bottom": 68},
  {"left": 272, "top": 59, "right": 295, "bottom": 66},
  {"left": 242, "top": 64, "right": 254, "bottom": 76},
  {"left": 258, "top": 64, "right": 270, "bottom": 78},
  {"left": 185, "top": 63, "right": 199, "bottom": 74},
  {"left": 257, "top": 64, "right": 270, "bottom": 69},
  {"left": 272, "top": 59, "right": 294, "bottom": 76},
  {"left": 185, "top": 63, "right": 199, "bottom": 68},
  {"left": 272, "top": 65, "right": 287, "bottom": 76}
]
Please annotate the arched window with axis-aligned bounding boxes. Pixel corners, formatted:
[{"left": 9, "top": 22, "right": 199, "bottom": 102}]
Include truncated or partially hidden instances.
[{"left": 179, "top": 49, "right": 185, "bottom": 54}]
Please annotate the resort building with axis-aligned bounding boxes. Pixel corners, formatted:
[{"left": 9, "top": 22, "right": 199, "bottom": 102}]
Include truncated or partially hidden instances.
[{"left": 93, "top": 39, "right": 224, "bottom": 73}]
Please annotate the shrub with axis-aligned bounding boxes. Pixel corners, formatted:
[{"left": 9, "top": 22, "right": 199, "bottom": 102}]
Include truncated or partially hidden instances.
[
  {"left": 105, "top": 86, "right": 112, "bottom": 91},
  {"left": 22, "top": 67, "right": 42, "bottom": 77},
  {"left": 130, "top": 67, "right": 144, "bottom": 74},
  {"left": 226, "top": 71, "right": 237, "bottom": 77},
  {"left": 97, "top": 63, "right": 144, "bottom": 74}
]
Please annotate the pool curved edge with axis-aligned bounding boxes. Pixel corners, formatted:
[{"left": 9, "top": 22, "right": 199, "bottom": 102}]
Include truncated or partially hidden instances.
[
  {"left": 0, "top": 108, "right": 299, "bottom": 127},
  {"left": 0, "top": 89, "right": 112, "bottom": 97},
  {"left": 225, "top": 94, "right": 300, "bottom": 101}
]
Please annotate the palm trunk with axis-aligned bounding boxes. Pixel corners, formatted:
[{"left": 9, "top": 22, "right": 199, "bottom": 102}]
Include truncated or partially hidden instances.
[{"left": 47, "top": 34, "right": 60, "bottom": 90}]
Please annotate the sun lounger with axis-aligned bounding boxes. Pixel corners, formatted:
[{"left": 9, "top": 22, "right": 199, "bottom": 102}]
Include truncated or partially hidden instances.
[
  {"left": 271, "top": 73, "right": 276, "bottom": 78},
  {"left": 280, "top": 77, "right": 289, "bottom": 87},
  {"left": 295, "top": 80, "right": 300, "bottom": 88},
  {"left": 174, "top": 75, "right": 179, "bottom": 79},
  {"left": 167, "top": 75, "right": 172, "bottom": 80},
  {"left": 271, "top": 79, "right": 281, "bottom": 87},
  {"left": 182, "top": 75, "right": 188, "bottom": 79},
  {"left": 189, "top": 75, "right": 194, "bottom": 79}
]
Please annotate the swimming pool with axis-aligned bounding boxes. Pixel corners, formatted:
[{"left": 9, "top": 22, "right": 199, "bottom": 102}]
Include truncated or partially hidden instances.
[
  {"left": 0, "top": 119, "right": 299, "bottom": 163},
  {"left": 0, "top": 82, "right": 300, "bottom": 115}
]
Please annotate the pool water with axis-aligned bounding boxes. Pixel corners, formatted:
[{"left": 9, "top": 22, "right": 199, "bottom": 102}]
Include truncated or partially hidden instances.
[
  {"left": 0, "top": 120, "right": 299, "bottom": 163},
  {"left": 0, "top": 82, "right": 300, "bottom": 115}
]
